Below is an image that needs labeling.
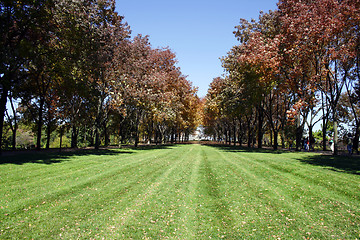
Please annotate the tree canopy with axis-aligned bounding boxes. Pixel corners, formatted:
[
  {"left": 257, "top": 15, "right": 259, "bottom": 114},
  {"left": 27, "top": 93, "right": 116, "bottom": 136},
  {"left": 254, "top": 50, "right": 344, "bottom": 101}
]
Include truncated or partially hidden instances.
[
  {"left": 0, "top": 0, "right": 200, "bottom": 152},
  {"left": 203, "top": 0, "right": 360, "bottom": 154}
]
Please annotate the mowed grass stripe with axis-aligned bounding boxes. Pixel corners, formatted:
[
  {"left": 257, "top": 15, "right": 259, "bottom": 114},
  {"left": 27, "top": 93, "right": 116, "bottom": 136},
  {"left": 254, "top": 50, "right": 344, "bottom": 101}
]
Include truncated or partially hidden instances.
[
  {"left": 77, "top": 144, "right": 198, "bottom": 239},
  {"left": 1, "top": 147, "right": 172, "bottom": 191},
  {"left": 212, "top": 146, "right": 360, "bottom": 238},
  {"left": 234, "top": 150, "right": 360, "bottom": 198},
  {"left": 222, "top": 148, "right": 359, "bottom": 206},
  {"left": 213, "top": 148, "right": 320, "bottom": 238},
  {"left": 0, "top": 146, "right": 182, "bottom": 238},
  {"left": 0, "top": 147, "right": 168, "bottom": 183},
  {"left": 1, "top": 144, "right": 360, "bottom": 239}
]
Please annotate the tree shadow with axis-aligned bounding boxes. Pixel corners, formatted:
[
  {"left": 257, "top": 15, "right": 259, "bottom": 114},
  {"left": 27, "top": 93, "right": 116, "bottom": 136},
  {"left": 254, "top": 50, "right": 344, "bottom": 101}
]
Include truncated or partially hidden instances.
[
  {"left": 0, "top": 148, "right": 134, "bottom": 165},
  {"left": 297, "top": 154, "right": 360, "bottom": 175},
  {"left": 128, "top": 144, "right": 175, "bottom": 151},
  {"left": 204, "top": 143, "right": 287, "bottom": 154},
  {"left": 204, "top": 143, "right": 360, "bottom": 175},
  {"left": 0, "top": 144, "right": 177, "bottom": 165}
]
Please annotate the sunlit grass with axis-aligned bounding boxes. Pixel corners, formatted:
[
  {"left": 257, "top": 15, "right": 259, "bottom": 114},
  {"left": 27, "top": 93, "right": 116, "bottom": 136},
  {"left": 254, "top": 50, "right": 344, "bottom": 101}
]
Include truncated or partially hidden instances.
[{"left": 0, "top": 144, "right": 359, "bottom": 239}]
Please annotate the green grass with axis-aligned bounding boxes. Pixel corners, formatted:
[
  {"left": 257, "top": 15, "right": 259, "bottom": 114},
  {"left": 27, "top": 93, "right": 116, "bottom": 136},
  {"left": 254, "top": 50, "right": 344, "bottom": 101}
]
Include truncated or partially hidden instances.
[{"left": 0, "top": 144, "right": 359, "bottom": 239}]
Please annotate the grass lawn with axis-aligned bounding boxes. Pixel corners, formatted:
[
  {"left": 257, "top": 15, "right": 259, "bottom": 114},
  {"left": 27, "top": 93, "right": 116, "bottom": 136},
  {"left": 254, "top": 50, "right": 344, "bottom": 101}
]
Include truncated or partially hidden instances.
[{"left": 0, "top": 144, "right": 359, "bottom": 239}]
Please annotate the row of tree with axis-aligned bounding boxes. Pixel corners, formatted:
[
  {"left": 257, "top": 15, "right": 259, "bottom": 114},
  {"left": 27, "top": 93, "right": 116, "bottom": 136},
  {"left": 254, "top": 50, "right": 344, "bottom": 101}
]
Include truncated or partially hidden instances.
[
  {"left": 203, "top": 0, "right": 360, "bottom": 155},
  {"left": 1, "top": 0, "right": 200, "bottom": 152}
]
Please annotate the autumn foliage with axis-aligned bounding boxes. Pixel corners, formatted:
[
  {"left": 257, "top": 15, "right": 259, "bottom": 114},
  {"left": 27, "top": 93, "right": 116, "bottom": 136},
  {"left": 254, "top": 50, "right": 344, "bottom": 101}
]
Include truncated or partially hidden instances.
[
  {"left": 0, "top": 0, "right": 200, "bottom": 151},
  {"left": 203, "top": 0, "right": 360, "bottom": 154}
]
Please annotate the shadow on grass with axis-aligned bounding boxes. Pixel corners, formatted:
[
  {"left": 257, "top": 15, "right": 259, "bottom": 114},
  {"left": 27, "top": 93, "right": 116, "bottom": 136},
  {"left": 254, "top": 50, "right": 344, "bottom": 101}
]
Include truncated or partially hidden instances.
[
  {"left": 0, "top": 149, "right": 133, "bottom": 165},
  {"left": 128, "top": 144, "right": 175, "bottom": 151},
  {"left": 204, "top": 143, "right": 360, "bottom": 175},
  {"left": 0, "top": 144, "right": 176, "bottom": 165},
  {"left": 297, "top": 154, "right": 360, "bottom": 175},
  {"left": 204, "top": 143, "right": 287, "bottom": 154}
]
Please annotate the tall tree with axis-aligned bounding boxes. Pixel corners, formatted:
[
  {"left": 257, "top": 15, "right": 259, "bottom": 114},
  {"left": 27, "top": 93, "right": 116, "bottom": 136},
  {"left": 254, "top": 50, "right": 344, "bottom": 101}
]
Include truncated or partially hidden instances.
[{"left": 0, "top": 0, "right": 53, "bottom": 152}]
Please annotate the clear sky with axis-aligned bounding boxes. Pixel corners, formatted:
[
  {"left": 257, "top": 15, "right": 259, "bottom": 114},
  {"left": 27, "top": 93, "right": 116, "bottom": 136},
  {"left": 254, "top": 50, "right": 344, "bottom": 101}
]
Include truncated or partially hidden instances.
[{"left": 116, "top": 0, "right": 279, "bottom": 97}]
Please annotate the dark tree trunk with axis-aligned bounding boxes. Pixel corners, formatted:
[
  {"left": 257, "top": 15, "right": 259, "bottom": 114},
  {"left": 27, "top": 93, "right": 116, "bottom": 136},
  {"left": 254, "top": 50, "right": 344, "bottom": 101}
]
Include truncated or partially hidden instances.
[
  {"left": 0, "top": 87, "right": 8, "bottom": 154},
  {"left": 170, "top": 128, "right": 175, "bottom": 144},
  {"left": 308, "top": 125, "right": 314, "bottom": 151},
  {"left": 354, "top": 124, "right": 360, "bottom": 155},
  {"left": 36, "top": 97, "right": 45, "bottom": 150},
  {"left": 257, "top": 107, "right": 264, "bottom": 149},
  {"left": 135, "top": 122, "right": 139, "bottom": 147},
  {"left": 95, "top": 127, "right": 100, "bottom": 150},
  {"left": 104, "top": 123, "right": 109, "bottom": 147},
  {"left": 46, "top": 123, "right": 51, "bottom": 149},
  {"left": 296, "top": 126, "right": 302, "bottom": 151},
  {"left": 7, "top": 96, "right": 17, "bottom": 150},
  {"left": 333, "top": 120, "right": 338, "bottom": 156},
  {"left": 71, "top": 125, "right": 78, "bottom": 148},
  {"left": 238, "top": 131, "right": 242, "bottom": 146},
  {"left": 273, "top": 130, "right": 278, "bottom": 150},
  {"left": 154, "top": 130, "right": 158, "bottom": 145},
  {"left": 59, "top": 126, "right": 64, "bottom": 151},
  {"left": 321, "top": 91, "right": 328, "bottom": 151},
  {"left": 233, "top": 123, "right": 236, "bottom": 146},
  {"left": 281, "top": 133, "right": 285, "bottom": 149},
  {"left": 84, "top": 126, "right": 87, "bottom": 147},
  {"left": 238, "top": 117, "right": 243, "bottom": 146},
  {"left": 89, "top": 127, "right": 95, "bottom": 146},
  {"left": 295, "top": 114, "right": 302, "bottom": 151},
  {"left": 12, "top": 127, "right": 16, "bottom": 150},
  {"left": 322, "top": 118, "right": 327, "bottom": 151}
]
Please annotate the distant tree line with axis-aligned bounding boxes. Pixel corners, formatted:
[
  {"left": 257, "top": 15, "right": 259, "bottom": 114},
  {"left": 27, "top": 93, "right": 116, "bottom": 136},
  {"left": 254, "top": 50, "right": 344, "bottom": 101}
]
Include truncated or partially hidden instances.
[
  {"left": 0, "top": 0, "right": 200, "bottom": 152},
  {"left": 203, "top": 0, "right": 360, "bottom": 155}
]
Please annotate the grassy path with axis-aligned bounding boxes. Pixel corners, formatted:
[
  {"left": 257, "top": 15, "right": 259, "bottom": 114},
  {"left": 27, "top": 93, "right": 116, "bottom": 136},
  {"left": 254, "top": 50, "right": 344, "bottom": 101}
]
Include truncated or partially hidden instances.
[{"left": 0, "top": 144, "right": 359, "bottom": 239}]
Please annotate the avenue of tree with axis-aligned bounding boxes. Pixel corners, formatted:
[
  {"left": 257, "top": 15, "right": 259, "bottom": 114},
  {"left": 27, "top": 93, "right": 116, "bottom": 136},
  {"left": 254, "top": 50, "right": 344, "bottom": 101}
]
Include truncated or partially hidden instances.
[
  {"left": 2, "top": 0, "right": 360, "bottom": 156},
  {"left": 203, "top": 0, "right": 360, "bottom": 155},
  {"left": 0, "top": 0, "right": 200, "bottom": 153}
]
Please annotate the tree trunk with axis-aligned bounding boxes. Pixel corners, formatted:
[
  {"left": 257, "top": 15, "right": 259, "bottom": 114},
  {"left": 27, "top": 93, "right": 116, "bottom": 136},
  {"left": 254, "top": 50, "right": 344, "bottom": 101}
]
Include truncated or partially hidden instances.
[
  {"left": 333, "top": 120, "right": 338, "bottom": 155},
  {"left": 247, "top": 128, "right": 251, "bottom": 148},
  {"left": 295, "top": 114, "right": 302, "bottom": 151},
  {"left": 8, "top": 96, "right": 17, "bottom": 150},
  {"left": 95, "top": 127, "right": 100, "bottom": 150},
  {"left": 59, "top": 126, "right": 64, "bottom": 151},
  {"left": 5, "top": 108, "right": 17, "bottom": 151},
  {"left": 238, "top": 131, "right": 242, "bottom": 146},
  {"left": 238, "top": 117, "right": 243, "bottom": 146},
  {"left": 0, "top": 88, "right": 8, "bottom": 154},
  {"left": 95, "top": 122, "right": 100, "bottom": 150},
  {"left": 12, "top": 126, "right": 16, "bottom": 150},
  {"left": 225, "top": 129, "right": 228, "bottom": 145},
  {"left": 71, "top": 125, "right": 78, "bottom": 148},
  {"left": 154, "top": 130, "right": 158, "bottom": 145},
  {"left": 104, "top": 122, "right": 109, "bottom": 147},
  {"left": 89, "top": 127, "right": 95, "bottom": 146},
  {"left": 281, "top": 133, "right": 285, "bottom": 149},
  {"left": 84, "top": 125, "right": 87, "bottom": 148},
  {"left": 257, "top": 107, "right": 263, "bottom": 149},
  {"left": 36, "top": 97, "right": 45, "bottom": 150},
  {"left": 46, "top": 123, "right": 51, "bottom": 149},
  {"left": 354, "top": 124, "right": 360, "bottom": 155},
  {"left": 135, "top": 123, "right": 139, "bottom": 147},
  {"left": 308, "top": 125, "right": 314, "bottom": 151},
  {"left": 322, "top": 118, "right": 327, "bottom": 151},
  {"left": 273, "top": 130, "right": 278, "bottom": 150},
  {"left": 233, "top": 123, "right": 236, "bottom": 146},
  {"left": 171, "top": 128, "right": 175, "bottom": 143}
]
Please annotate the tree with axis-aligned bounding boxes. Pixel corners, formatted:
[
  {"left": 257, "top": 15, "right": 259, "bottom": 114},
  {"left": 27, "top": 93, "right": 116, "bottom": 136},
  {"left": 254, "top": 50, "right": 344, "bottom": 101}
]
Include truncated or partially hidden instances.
[
  {"left": 278, "top": 0, "right": 360, "bottom": 154},
  {"left": 0, "top": 0, "right": 54, "bottom": 153}
]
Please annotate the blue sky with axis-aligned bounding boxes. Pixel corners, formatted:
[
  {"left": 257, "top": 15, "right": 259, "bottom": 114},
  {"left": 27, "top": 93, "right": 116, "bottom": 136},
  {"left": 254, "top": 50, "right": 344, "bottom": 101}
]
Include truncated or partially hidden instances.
[{"left": 116, "top": 0, "right": 279, "bottom": 97}]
